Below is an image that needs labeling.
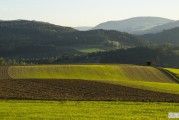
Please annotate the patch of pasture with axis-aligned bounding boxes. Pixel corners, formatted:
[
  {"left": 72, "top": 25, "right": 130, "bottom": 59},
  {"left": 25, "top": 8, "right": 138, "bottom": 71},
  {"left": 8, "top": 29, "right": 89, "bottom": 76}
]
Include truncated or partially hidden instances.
[{"left": 0, "top": 101, "right": 178, "bottom": 120}]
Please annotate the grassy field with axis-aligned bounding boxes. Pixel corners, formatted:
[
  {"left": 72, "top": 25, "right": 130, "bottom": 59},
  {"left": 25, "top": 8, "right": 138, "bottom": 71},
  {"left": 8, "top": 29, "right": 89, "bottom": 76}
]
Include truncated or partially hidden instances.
[
  {"left": 6, "top": 65, "right": 179, "bottom": 94},
  {"left": 0, "top": 100, "right": 178, "bottom": 120},
  {"left": 165, "top": 68, "right": 179, "bottom": 78},
  {"left": 8, "top": 65, "right": 174, "bottom": 82},
  {"left": 1, "top": 65, "right": 179, "bottom": 119},
  {"left": 78, "top": 48, "right": 105, "bottom": 53}
]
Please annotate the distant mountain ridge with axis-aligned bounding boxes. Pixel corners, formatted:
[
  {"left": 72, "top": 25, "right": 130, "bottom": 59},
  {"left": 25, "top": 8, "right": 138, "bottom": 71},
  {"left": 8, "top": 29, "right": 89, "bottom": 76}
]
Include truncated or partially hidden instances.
[
  {"left": 140, "top": 21, "right": 179, "bottom": 34},
  {"left": 0, "top": 20, "right": 149, "bottom": 58},
  {"left": 143, "top": 27, "right": 179, "bottom": 45},
  {"left": 94, "top": 17, "right": 174, "bottom": 34}
]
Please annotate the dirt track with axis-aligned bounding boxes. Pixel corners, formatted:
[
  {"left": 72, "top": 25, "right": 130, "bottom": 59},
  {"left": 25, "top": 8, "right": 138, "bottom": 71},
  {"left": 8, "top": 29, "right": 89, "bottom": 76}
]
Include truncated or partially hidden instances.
[{"left": 1, "top": 79, "right": 179, "bottom": 102}]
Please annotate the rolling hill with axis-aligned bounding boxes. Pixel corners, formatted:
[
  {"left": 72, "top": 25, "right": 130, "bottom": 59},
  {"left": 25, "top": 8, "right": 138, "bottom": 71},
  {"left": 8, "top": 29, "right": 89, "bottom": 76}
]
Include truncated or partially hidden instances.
[
  {"left": 165, "top": 68, "right": 179, "bottom": 78},
  {"left": 1, "top": 64, "right": 179, "bottom": 102},
  {"left": 0, "top": 20, "right": 77, "bottom": 34},
  {"left": 141, "top": 21, "right": 179, "bottom": 34},
  {"left": 94, "top": 17, "right": 173, "bottom": 34},
  {"left": 58, "top": 47, "right": 179, "bottom": 68},
  {"left": 143, "top": 27, "right": 179, "bottom": 45},
  {"left": 0, "top": 20, "right": 149, "bottom": 58}
]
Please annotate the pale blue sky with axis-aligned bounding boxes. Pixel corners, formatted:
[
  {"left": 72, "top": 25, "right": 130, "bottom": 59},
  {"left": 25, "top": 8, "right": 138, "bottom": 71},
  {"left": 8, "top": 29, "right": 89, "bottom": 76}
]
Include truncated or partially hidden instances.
[{"left": 0, "top": 0, "right": 179, "bottom": 27}]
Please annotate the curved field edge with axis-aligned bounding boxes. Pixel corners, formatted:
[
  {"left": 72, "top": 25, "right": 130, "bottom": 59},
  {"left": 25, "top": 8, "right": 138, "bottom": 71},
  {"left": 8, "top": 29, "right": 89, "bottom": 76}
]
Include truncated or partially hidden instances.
[
  {"left": 1, "top": 101, "right": 179, "bottom": 120},
  {"left": 165, "top": 68, "right": 179, "bottom": 79},
  {"left": 8, "top": 65, "right": 175, "bottom": 83},
  {"left": 1, "top": 79, "right": 179, "bottom": 102},
  {"left": 7, "top": 65, "right": 179, "bottom": 94},
  {"left": 113, "top": 80, "right": 179, "bottom": 95}
]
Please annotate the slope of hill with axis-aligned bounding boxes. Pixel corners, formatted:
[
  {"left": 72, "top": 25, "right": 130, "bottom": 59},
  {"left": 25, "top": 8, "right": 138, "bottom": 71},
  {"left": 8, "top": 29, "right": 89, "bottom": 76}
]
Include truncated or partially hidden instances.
[
  {"left": 0, "top": 20, "right": 78, "bottom": 58},
  {"left": 7, "top": 65, "right": 174, "bottom": 83},
  {"left": 0, "top": 20, "right": 77, "bottom": 33},
  {"left": 1, "top": 64, "right": 179, "bottom": 101},
  {"left": 58, "top": 47, "right": 179, "bottom": 68},
  {"left": 165, "top": 68, "right": 179, "bottom": 78},
  {"left": 1, "top": 79, "right": 179, "bottom": 102},
  {"left": 62, "top": 30, "right": 149, "bottom": 47},
  {"left": 94, "top": 17, "right": 173, "bottom": 34},
  {"left": 1, "top": 64, "right": 179, "bottom": 94},
  {"left": 143, "top": 27, "right": 179, "bottom": 45},
  {"left": 0, "top": 20, "right": 149, "bottom": 58},
  {"left": 141, "top": 21, "right": 179, "bottom": 34}
]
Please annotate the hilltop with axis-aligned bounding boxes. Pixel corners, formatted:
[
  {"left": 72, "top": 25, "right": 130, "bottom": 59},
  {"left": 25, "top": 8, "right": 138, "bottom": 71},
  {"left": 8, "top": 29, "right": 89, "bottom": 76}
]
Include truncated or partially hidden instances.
[
  {"left": 0, "top": 20, "right": 149, "bottom": 58},
  {"left": 94, "top": 17, "right": 173, "bottom": 34}
]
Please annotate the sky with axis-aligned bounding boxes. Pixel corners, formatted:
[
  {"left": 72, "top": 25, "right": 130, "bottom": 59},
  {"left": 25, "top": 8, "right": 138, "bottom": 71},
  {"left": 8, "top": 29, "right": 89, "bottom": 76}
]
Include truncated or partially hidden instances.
[{"left": 0, "top": 0, "right": 179, "bottom": 27}]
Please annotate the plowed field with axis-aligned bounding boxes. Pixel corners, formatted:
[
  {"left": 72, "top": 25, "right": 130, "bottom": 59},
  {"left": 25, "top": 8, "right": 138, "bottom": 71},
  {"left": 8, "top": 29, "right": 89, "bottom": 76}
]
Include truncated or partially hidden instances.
[{"left": 0, "top": 79, "right": 179, "bottom": 102}]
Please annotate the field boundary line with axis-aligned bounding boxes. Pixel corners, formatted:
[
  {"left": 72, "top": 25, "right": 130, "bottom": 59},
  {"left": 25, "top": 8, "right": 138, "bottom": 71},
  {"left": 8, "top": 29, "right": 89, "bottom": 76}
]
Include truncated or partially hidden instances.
[{"left": 157, "top": 67, "right": 179, "bottom": 83}]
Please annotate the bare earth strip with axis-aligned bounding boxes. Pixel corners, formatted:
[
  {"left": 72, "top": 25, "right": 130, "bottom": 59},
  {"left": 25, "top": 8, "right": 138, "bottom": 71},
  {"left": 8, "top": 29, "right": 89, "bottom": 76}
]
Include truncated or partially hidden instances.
[{"left": 0, "top": 79, "right": 179, "bottom": 102}]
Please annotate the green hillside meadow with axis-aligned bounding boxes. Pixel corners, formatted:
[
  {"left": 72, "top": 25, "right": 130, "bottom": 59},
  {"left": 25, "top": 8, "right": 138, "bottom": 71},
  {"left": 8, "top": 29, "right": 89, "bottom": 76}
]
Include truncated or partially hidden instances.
[{"left": 5, "top": 64, "right": 179, "bottom": 94}]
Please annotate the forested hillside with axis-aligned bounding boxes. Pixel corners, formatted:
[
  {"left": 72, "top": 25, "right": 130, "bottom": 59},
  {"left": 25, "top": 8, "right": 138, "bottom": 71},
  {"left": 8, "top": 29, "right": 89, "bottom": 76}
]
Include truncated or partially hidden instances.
[
  {"left": 0, "top": 20, "right": 149, "bottom": 58},
  {"left": 56, "top": 46, "right": 179, "bottom": 68},
  {"left": 143, "top": 27, "right": 179, "bottom": 45}
]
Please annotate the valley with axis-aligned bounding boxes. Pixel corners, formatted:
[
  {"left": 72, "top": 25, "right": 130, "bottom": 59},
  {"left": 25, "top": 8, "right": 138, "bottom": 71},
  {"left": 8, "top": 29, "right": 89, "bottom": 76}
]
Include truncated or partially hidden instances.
[{"left": 1, "top": 17, "right": 179, "bottom": 120}]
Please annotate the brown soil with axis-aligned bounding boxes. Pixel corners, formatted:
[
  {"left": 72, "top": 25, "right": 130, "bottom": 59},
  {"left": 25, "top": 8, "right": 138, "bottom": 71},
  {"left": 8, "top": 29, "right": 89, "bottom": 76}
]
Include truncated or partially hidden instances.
[{"left": 0, "top": 79, "right": 179, "bottom": 102}]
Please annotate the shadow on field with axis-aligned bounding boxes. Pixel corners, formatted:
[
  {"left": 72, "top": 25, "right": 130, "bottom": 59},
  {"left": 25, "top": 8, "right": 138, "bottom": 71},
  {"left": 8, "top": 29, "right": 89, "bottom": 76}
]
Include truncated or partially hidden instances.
[{"left": 0, "top": 79, "right": 179, "bottom": 102}]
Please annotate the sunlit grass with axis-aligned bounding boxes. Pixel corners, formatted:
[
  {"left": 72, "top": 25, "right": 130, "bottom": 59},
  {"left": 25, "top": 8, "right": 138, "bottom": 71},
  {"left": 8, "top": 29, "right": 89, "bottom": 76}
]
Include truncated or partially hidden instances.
[
  {"left": 78, "top": 48, "right": 105, "bottom": 53},
  {"left": 165, "top": 68, "right": 179, "bottom": 78},
  {"left": 7, "top": 64, "right": 179, "bottom": 94},
  {"left": 0, "top": 100, "right": 178, "bottom": 120},
  {"left": 8, "top": 65, "right": 174, "bottom": 83}
]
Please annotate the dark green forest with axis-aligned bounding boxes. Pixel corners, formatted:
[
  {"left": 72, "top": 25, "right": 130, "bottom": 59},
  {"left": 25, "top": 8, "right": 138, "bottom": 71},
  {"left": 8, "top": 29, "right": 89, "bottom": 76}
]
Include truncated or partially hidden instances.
[
  {"left": 0, "top": 20, "right": 149, "bottom": 58},
  {"left": 1, "top": 20, "right": 179, "bottom": 68},
  {"left": 55, "top": 46, "right": 179, "bottom": 68},
  {"left": 143, "top": 27, "right": 179, "bottom": 44}
]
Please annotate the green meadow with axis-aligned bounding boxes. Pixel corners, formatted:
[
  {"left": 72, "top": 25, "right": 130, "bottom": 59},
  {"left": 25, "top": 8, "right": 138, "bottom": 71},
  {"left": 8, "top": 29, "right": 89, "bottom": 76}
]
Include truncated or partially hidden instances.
[
  {"left": 6, "top": 65, "right": 179, "bottom": 94},
  {"left": 165, "top": 68, "right": 179, "bottom": 78},
  {"left": 1, "top": 64, "right": 179, "bottom": 119},
  {"left": 0, "top": 101, "right": 178, "bottom": 120}
]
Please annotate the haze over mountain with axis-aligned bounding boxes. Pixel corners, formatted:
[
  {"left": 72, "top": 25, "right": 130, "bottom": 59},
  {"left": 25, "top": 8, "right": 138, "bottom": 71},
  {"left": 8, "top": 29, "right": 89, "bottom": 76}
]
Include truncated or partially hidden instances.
[
  {"left": 94, "top": 17, "right": 174, "bottom": 34},
  {"left": 140, "top": 21, "right": 179, "bottom": 34},
  {"left": 74, "top": 26, "right": 92, "bottom": 31},
  {"left": 143, "top": 27, "right": 179, "bottom": 45},
  {"left": 1, "top": 19, "right": 179, "bottom": 67}
]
